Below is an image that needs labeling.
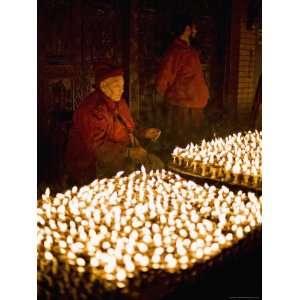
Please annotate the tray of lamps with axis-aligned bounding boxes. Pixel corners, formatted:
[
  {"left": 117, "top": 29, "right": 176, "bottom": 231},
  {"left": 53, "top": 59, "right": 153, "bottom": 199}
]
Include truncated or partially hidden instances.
[
  {"left": 169, "top": 130, "right": 262, "bottom": 191},
  {"left": 38, "top": 167, "right": 262, "bottom": 300}
]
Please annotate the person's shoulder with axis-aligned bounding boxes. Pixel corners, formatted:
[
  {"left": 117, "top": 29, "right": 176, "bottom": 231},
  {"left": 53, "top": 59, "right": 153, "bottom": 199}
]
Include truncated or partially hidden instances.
[
  {"left": 85, "top": 90, "right": 100, "bottom": 103},
  {"left": 167, "top": 39, "right": 191, "bottom": 57},
  {"left": 190, "top": 46, "right": 199, "bottom": 54},
  {"left": 117, "top": 98, "right": 129, "bottom": 111},
  {"left": 168, "top": 41, "right": 181, "bottom": 52},
  {"left": 94, "top": 97, "right": 109, "bottom": 115},
  {"left": 77, "top": 90, "right": 97, "bottom": 108},
  {"left": 78, "top": 91, "right": 106, "bottom": 113},
  {"left": 119, "top": 97, "right": 128, "bottom": 106}
]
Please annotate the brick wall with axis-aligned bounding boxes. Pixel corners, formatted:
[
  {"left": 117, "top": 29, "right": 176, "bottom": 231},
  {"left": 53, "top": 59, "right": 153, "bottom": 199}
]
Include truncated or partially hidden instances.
[{"left": 236, "top": 0, "right": 261, "bottom": 119}]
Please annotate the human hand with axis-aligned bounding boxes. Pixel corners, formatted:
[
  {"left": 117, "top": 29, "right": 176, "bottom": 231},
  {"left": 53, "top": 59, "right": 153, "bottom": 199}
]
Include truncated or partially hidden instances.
[
  {"left": 129, "top": 133, "right": 141, "bottom": 147},
  {"left": 129, "top": 147, "right": 148, "bottom": 162},
  {"left": 144, "top": 128, "right": 161, "bottom": 141}
]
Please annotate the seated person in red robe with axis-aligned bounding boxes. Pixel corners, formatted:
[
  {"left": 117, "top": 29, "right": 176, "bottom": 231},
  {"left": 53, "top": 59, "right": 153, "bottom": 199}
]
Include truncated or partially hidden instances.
[{"left": 65, "top": 64, "right": 163, "bottom": 185}]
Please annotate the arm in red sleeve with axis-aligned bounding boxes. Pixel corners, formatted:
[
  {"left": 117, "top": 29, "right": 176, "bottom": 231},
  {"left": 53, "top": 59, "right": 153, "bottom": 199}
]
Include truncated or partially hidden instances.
[
  {"left": 81, "top": 107, "right": 130, "bottom": 164},
  {"left": 79, "top": 109, "right": 108, "bottom": 156},
  {"left": 133, "top": 126, "right": 147, "bottom": 141},
  {"left": 155, "top": 49, "right": 180, "bottom": 96}
]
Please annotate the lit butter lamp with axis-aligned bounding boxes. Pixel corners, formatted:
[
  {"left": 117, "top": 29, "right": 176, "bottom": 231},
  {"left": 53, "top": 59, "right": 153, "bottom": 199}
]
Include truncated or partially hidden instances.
[
  {"left": 209, "top": 166, "right": 218, "bottom": 179},
  {"left": 38, "top": 168, "right": 262, "bottom": 297},
  {"left": 224, "top": 162, "right": 232, "bottom": 181},
  {"left": 231, "top": 164, "right": 241, "bottom": 184},
  {"left": 171, "top": 130, "right": 262, "bottom": 188}
]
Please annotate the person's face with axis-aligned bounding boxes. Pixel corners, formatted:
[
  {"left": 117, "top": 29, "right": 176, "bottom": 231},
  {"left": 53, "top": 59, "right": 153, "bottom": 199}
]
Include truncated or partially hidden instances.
[
  {"left": 190, "top": 24, "right": 198, "bottom": 38},
  {"left": 100, "top": 75, "right": 124, "bottom": 101}
]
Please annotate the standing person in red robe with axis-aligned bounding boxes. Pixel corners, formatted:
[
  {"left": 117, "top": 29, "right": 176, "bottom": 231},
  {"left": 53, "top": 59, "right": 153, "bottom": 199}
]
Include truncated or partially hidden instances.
[
  {"left": 156, "top": 14, "right": 209, "bottom": 143},
  {"left": 65, "top": 64, "right": 163, "bottom": 185}
]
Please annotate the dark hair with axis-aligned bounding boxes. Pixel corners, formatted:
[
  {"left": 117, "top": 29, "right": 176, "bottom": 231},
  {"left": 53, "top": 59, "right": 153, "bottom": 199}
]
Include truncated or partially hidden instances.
[{"left": 172, "top": 14, "right": 195, "bottom": 36}]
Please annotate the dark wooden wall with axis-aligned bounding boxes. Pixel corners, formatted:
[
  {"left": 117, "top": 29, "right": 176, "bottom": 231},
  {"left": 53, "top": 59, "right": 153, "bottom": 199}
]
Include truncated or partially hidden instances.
[
  {"left": 38, "top": 0, "right": 127, "bottom": 183},
  {"left": 37, "top": 0, "right": 261, "bottom": 185}
]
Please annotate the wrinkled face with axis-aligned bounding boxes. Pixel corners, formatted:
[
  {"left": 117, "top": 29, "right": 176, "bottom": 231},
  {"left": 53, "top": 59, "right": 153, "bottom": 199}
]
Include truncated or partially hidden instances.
[{"left": 100, "top": 75, "right": 124, "bottom": 101}]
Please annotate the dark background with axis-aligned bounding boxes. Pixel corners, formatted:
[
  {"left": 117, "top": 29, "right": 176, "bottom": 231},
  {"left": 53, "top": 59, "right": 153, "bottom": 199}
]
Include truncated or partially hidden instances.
[
  {"left": 37, "top": 2, "right": 262, "bottom": 299},
  {"left": 37, "top": 0, "right": 262, "bottom": 194}
]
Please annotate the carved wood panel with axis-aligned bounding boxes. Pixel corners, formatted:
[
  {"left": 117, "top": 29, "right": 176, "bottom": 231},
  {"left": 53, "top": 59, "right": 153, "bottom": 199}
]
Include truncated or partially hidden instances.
[
  {"left": 38, "top": 0, "right": 82, "bottom": 117},
  {"left": 47, "top": 78, "right": 73, "bottom": 112},
  {"left": 38, "top": 0, "right": 125, "bottom": 184},
  {"left": 82, "top": 1, "right": 122, "bottom": 64},
  {"left": 81, "top": 0, "right": 124, "bottom": 102},
  {"left": 40, "top": 0, "right": 74, "bottom": 64},
  {"left": 138, "top": 7, "right": 159, "bottom": 124}
]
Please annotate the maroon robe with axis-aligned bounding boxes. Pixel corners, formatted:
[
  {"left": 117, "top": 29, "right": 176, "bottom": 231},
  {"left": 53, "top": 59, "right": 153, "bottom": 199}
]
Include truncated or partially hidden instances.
[
  {"left": 156, "top": 38, "right": 209, "bottom": 109},
  {"left": 65, "top": 90, "right": 135, "bottom": 184}
]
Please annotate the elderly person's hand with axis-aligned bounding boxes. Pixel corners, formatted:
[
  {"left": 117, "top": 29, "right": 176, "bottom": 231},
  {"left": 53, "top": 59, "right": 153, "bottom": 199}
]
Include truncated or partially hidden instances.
[
  {"left": 129, "top": 146, "right": 148, "bottom": 163},
  {"left": 144, "top": 128, "right": 161, "bottom": 141}
]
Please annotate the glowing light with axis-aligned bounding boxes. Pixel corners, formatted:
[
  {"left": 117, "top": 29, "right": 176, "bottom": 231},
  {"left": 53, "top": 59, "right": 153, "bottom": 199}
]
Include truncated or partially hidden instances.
[
  {"left": 38, "top": 167, "right": 262, "bottom": 292},
  {"left": 171, "top": 131, "right": 262, "bottom": 187}
]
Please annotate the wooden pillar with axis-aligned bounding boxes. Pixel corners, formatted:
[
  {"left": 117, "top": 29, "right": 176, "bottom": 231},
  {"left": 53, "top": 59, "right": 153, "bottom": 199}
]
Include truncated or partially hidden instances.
[
  {"left": 128, "top": 0, "right": 140, "bottom": 121},
  {"left": 224, "top": 0, "right": 243, "bottom": 120}
]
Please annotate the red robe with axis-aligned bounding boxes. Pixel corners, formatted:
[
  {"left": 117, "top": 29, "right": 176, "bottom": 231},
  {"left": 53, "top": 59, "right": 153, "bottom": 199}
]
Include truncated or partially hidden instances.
[
  {"left": 65, "top": 90, "right": 135, "bottom": 184},
  {"left": 156, "top": 38, "right": 209, "bottom": 109}
]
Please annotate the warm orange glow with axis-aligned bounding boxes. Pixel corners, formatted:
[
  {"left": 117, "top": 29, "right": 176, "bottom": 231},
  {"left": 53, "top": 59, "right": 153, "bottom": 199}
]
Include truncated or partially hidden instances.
[
  {"left": 38, "top": 168, "right": 262, "bottom": 291},
  {"left": 172, "top": 131, "right": 262, "bottom": 187}
]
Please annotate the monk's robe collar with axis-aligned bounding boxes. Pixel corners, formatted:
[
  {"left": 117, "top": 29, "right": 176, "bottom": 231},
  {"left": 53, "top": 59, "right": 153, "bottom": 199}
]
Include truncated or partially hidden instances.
[
  {"left": 174, "top": 38, "right": 190, "bottom": 49},
  {"left": 96, "top": 88, "right": 122, "bottom": 112}
]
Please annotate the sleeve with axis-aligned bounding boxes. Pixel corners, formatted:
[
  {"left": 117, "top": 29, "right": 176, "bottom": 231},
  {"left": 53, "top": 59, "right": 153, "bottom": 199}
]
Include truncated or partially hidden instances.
[
  {"left": 79, "top": 108, "right": 108, "bottom": 155},
  {"left": 118, "top": 98, "right": 136, "bottom": 133},
  {"left": 133, "top": 126, "right": 147, "bottom": 141},
  {"left": 155, "top": 49, "right": 180, "bottom": 96},
  {"left": 95, "top": 141, "right": 128, "bottom": 164},
  {"left": 79, "top": 106, "right": 128, "bottom": 162}
]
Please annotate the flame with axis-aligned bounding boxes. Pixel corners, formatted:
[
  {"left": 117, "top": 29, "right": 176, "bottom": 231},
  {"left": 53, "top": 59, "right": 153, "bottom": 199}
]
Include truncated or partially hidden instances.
[{"left": 37, "top": 168, "right": 262, "bottom": 291}]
